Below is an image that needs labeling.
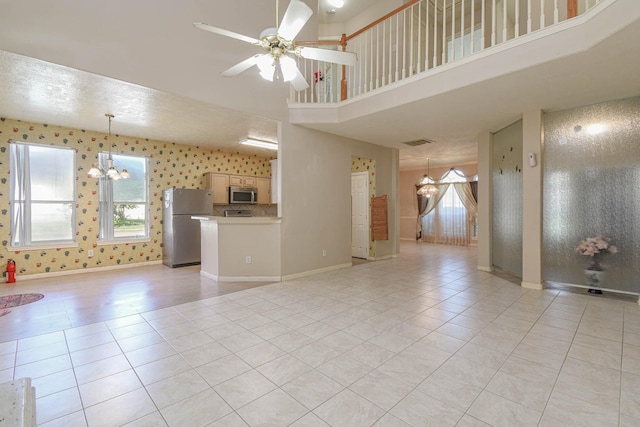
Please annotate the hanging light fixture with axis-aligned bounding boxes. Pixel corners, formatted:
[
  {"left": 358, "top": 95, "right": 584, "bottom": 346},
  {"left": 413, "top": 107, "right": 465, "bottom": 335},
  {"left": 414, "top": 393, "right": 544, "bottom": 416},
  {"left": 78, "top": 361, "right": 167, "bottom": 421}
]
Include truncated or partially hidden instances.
[
  {"left": 88, "top": 114, "right": 129, "bottom": 180},
  {"left": 417, "top": 158, "right": 439, "bottom": 197}
]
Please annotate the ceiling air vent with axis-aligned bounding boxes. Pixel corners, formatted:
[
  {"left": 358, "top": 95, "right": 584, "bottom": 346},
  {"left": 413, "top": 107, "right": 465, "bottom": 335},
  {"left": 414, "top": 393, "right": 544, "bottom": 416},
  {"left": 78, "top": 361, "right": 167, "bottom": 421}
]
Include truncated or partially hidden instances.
[{"left": 402, "top": 139, "right": 435, "bottom": 146}]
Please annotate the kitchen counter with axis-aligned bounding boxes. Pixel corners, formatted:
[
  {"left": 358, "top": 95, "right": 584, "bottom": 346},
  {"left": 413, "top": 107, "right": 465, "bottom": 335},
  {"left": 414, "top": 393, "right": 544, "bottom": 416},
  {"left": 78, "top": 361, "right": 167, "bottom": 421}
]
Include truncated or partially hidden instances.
[{"left": 192, "top": 216, "right": 281, "bottom": 282}]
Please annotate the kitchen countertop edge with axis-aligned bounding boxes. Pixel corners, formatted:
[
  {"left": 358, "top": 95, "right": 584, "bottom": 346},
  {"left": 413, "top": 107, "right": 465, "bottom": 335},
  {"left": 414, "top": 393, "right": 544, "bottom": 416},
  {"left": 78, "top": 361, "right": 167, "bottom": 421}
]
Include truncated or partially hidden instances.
[{"left": 192, "top": 215, "right": 282, "bottom": 224}]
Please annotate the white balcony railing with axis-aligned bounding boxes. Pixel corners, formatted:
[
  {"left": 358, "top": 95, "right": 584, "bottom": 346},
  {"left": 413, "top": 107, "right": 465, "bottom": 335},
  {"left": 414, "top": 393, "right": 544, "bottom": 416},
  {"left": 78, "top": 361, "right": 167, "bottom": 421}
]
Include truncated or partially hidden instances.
[{"left": 292, "top": 0, "right": 603, "bottom": 104}]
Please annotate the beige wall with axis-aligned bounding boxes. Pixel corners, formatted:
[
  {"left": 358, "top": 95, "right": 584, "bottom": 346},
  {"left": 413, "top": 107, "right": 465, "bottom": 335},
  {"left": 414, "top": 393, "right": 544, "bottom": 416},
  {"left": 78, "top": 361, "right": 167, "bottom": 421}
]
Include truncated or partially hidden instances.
[
  {"left": 279, "top": 122, "right": 398, "bottom": 278},
  {"left": 399, "top": 164, "right": 478, "bottom": 240}
]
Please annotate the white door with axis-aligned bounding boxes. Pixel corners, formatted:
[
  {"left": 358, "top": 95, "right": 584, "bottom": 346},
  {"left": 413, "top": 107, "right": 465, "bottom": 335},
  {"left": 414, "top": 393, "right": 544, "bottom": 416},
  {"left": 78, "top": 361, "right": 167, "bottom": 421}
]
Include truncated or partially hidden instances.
[{"left": 351, "top": 172, "right": 369, "bottom": 259}]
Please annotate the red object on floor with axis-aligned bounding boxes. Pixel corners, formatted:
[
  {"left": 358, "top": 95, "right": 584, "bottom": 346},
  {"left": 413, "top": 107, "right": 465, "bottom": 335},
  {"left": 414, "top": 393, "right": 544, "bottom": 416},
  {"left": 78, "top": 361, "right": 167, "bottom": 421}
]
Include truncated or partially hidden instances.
[{"left": 5, "top": 259, "right": 16, "bottom": 283}]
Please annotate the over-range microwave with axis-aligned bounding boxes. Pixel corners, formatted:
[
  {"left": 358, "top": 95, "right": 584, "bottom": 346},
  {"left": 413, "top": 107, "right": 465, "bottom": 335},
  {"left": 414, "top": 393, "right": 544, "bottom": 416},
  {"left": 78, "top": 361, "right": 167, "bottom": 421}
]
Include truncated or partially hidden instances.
[{"left": 229, "top": 186, "right": 258, "bottom": 204}]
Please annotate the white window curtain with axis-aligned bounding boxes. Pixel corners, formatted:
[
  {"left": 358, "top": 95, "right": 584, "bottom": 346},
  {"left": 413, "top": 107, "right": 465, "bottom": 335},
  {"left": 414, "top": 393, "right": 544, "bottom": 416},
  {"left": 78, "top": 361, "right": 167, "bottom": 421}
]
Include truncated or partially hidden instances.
[
  {"left": 9, "top": 144, "right": 30, "bottom": 246},
  {"left": 9, "top": 142, "right": 76, "bottom": 246},
  {"left": 420, "top": 169, "right": 475, "bottom": 246}
]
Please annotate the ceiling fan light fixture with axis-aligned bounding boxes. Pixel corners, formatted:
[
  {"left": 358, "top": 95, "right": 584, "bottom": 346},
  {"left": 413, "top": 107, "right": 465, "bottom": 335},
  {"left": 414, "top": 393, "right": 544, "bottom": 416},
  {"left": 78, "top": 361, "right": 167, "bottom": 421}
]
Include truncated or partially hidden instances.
[
  {"left": 280, "top": 56, "right": 298, "bottom": 82},
  {"left": 194, "top": 0, "right": 356, "bottom": 91},
  {"left": 240, "top": 138, "right": 279, "bottom": 150},
  {"left": 257, "top": 55, "right": 275, "bottom": 81}
]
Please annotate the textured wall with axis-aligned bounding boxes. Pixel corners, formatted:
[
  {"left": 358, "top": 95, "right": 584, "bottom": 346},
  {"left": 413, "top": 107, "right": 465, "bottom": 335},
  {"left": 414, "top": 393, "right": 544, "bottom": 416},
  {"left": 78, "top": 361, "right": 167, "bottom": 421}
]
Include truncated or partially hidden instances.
[
  {"left": 0, "top": 117, "right": 274, "bottom": 276},
  {"left": 492, "top": 119, "right": 524, "bottom": 277},
  {"left": 542, "top": 97, "right": 640, "bottom": 294}
]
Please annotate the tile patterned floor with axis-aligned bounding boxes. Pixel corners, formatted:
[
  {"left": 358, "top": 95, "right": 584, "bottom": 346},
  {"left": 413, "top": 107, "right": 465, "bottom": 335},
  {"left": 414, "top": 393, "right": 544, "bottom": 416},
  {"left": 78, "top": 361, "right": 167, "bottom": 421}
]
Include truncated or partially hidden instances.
[{"left": 1, "top": 242, "right": 639, "bottom": 426}]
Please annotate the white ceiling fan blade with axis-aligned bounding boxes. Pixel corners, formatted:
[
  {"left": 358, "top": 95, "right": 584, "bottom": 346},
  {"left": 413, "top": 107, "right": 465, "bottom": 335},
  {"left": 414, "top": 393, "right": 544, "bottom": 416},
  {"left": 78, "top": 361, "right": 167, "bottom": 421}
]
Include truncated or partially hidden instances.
[
  {"left": 290, "top": 66, "right": 309, "bottom": 91},
  {"left": 298, "top": 47, "right": 357, "bottom": 66},
  {"left": 278, "top": 0, "right": 313, "bottom": 41},
  {"left": 221, "top": 54, "right": 263, "bottom": 77},
  {"left": 193, "top": 22, "right": 260, "bottom": 45}
]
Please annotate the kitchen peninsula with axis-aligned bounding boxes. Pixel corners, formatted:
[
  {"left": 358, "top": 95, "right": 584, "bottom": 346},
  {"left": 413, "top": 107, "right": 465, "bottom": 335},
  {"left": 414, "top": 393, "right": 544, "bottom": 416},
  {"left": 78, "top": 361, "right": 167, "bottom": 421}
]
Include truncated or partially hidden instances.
[{"left": 192, "top": 216, "right": 281, "bottom": 281}]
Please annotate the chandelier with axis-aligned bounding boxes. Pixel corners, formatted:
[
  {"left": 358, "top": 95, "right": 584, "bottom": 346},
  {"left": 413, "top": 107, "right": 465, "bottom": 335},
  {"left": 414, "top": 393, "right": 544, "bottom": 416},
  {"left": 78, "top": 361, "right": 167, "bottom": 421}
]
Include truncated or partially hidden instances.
[
  {"left": 417, "top": 158, "right": 438, "bottom": 197},
  {"left": 87, "top": 114, "right": 129, "bottom": 180}
]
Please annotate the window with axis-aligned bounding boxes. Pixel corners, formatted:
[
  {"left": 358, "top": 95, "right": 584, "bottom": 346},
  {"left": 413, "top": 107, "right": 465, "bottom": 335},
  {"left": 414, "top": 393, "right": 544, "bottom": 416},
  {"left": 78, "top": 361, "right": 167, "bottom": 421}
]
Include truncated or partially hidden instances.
[
  {"left": 98, "top": 153, "right": 149, "bottom": 241},
  {"left": 9, "top": 142, "right": 76, "bottom": 247},
  {"left": 422, "top": 169, "right": 470, "bottom": 246},
  {"left": 447, "top": 26, "right": 483, "bottom": 62}
]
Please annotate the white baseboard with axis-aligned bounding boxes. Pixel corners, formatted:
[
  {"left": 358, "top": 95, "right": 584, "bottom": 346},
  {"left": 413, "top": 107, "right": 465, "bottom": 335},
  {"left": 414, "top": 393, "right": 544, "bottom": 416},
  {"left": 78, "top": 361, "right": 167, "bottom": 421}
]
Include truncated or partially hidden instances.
[
  {"left": 477, "top": 266, "right": 492, "bottom": 272},
  {"left": 14, "top": 260, "right": 163, "bottom": 281},
  {"left": 521, "top": 281, "right": 544, "bottom": 290},
  {"left": 200, "top": 270, "right": 281, "bottom": 282},
  {"left": 372, "top": 254, "right": 397, "bottom": 261},
  {"left": 282, "top": 263, "right": 352, "bottom": 281}
]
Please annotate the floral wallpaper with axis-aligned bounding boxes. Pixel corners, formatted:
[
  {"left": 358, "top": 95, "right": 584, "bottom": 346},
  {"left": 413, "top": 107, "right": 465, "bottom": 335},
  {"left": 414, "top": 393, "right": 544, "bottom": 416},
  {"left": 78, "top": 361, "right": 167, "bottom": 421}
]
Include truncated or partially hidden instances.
[
  {"left": 351, "top": 156, "right": 376, "bottom": 258},
  {"left": 0, "top": 117, "right": 274, "bottom": 277}
]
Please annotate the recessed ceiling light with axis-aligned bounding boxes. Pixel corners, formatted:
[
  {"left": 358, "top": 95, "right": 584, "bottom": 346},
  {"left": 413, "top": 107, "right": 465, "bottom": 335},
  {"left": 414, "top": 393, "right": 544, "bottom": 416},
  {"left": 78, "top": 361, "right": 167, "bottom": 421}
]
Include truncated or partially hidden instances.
[{"left": 328, "top": 0, "right": 345, "bottom": 9}]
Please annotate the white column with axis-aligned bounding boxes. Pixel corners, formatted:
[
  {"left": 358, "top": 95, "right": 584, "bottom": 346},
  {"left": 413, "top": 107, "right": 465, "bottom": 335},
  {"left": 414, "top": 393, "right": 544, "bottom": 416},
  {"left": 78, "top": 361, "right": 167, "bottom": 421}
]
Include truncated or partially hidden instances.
[
  {"left": 477, "top": 131, "right": 492, "bottom": 272},
  {"left": 521, "top": 109, "right": 544, "bottom": 289}
]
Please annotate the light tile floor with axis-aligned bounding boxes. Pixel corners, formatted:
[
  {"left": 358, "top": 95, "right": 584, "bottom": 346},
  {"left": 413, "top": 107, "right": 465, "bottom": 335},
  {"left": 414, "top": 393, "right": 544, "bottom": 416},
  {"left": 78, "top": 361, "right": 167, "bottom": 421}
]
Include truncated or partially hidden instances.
[{"left": 1, "top": 242, "right": 639, "bottom": 426}]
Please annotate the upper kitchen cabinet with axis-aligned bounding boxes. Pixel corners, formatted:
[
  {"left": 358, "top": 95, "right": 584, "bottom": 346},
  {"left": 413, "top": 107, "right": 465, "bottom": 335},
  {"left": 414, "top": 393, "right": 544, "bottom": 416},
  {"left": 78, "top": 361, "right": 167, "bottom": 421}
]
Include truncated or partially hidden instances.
[
  {"left": 204, "top": 173, "right": 229, "bottom": 205},
  {"left": 230, "top": 175, "right": 256, "bottom": 188},
  {"left": 256, "top": 178, "right": 271, "bottom": 205}
]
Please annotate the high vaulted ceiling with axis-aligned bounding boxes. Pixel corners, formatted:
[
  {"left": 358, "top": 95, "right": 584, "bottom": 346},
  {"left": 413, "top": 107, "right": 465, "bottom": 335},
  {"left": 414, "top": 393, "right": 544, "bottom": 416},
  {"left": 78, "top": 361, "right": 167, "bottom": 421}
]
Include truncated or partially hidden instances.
[{"left": 0, "top": 0, "right": 639, "bottom": 170}]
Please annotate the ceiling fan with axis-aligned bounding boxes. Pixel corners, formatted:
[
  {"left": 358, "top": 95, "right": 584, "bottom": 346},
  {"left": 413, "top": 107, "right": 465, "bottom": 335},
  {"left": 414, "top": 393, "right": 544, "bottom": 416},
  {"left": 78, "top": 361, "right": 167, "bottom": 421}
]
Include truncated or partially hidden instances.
[{"left": 194, "top": 0, "right": 357, "bottom": 91}]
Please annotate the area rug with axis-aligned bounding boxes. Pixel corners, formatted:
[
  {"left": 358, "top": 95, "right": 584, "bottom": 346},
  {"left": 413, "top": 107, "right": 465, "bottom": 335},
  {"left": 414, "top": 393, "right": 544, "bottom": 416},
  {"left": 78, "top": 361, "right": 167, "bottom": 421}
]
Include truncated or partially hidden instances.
[{"left": 0, "top": 293, "right": 44, "bottom": 309}]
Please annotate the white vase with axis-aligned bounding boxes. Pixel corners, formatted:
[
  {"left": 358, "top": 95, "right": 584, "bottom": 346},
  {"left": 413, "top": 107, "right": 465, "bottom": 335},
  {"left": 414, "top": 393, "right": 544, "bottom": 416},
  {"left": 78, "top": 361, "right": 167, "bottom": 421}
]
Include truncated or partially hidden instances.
[{"left": 585, "top": 269, "right": 605, "bottom": 288}]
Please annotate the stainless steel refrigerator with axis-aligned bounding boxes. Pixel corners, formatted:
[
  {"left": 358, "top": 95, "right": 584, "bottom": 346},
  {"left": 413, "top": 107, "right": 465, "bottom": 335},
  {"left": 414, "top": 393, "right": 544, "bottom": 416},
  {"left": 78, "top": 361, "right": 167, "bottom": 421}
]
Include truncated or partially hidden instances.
[{"left": 162, "top": 188, "right": 213, "bottom": 267}]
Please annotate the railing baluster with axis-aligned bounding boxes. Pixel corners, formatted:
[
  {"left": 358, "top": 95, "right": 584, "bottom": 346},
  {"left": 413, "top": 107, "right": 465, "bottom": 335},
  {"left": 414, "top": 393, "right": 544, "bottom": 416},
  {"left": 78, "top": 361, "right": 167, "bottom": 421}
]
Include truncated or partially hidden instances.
[
  {"left": 451, "top": 0, "right": 456, "bottom": 61},
  {"left": 554, "top": 0, "right": 559, "bottom": 24},
  {"left": 515, "top": 0, "right": 520, "bottom": 38},
  {"left": 540, "top": 0, "right": 545, "bottom": 29},
  {"left": 376, "top": 24, "right": 381, "bottom": 89},
  {"left": 501, "top": 0, "right": 506, "bottom": 42},
  {"left": 442, "top": 0, "right": 447, "bottom": 62},
  {"left": 392, "top": 15, "right": 400, "bottom": 82},
  {"left": 369, "top": 28, "right": 372, "bottom": 92},
  {"left": 470, "top": 0, "right": 475, "bottom": 53},
  {"left": 460, "top": 0, "right": 464, "bottom": 57},
  {"left": 481, "top": 0, "right": 485, "bottom": 49},
  {"left": 425, "top": 0, "right": 430, "bottom": 70},
  {"left": 527, "top": 0, "right": 532, "bottom": 33},
  {"left": 357, "top": 36, "right": 362, "bottom": 96},
  {"left": 413, "top": 6, "right": 418, "bottom": 75},
  {"left": 433, "top": 0, "right": 439, "bottom": 67},
  {"left": 491, "top": 0, "right": 496, "bottom": 46}
]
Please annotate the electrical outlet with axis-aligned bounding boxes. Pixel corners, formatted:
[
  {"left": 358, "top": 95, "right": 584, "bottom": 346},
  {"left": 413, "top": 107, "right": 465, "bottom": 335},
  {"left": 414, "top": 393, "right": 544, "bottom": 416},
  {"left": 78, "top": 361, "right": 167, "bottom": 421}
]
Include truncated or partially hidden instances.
[
  {"left": 245, "top": 256, "right": 252, "bottom": 264},
  {"left": 88, "top": 250, "right": 94, "bottom": 257},
  {"left": 322, "top": 249, "right": 327, "bottom": 257}
]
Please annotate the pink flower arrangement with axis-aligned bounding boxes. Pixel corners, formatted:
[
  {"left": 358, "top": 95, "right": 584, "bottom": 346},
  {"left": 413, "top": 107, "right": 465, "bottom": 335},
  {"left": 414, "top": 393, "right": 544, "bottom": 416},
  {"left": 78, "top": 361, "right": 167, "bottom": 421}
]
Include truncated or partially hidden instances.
[
  {"left": 576, "top": 234, "right": 618, "bottom": 257},
  {"left": 576, "top": 234, "right": 617, "bottom": 271}
]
